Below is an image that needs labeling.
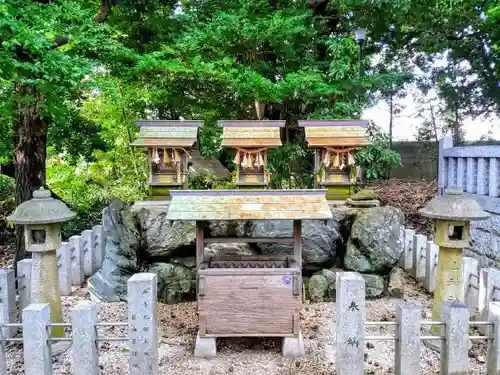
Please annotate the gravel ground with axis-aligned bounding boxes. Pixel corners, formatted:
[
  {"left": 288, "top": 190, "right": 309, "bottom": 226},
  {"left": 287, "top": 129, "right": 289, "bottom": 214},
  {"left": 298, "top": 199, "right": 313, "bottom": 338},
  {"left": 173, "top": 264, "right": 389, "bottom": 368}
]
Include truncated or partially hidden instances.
[{"left": 5, "top": 272, "right": 488, "bottom": 375}]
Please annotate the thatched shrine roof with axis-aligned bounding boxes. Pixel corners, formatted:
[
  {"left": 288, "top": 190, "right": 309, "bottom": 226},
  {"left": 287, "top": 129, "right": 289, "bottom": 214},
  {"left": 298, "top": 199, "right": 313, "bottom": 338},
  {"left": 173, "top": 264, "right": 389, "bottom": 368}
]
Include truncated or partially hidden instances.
[
  {"left": 219, "top": 120, "right": 285, "bottom": 148},
  {"left": 130, "top": 120, "right": 203, "bottom": 148},
  {"left": 298, "top": 120, "right": 370, "bottom": 147},
  {"left": 165, "top": 189, "right": 332, "bottom": 221}
]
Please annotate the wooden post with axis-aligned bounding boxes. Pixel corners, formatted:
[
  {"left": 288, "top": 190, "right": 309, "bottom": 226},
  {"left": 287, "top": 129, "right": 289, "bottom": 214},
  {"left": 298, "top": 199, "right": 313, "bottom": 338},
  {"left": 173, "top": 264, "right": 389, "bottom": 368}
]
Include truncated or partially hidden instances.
[
  {"left": 196, "top": 221, "right": 205, "bottom": 268},
  {"left": 293, "top": 220, "right": 302, "bottom": 270}
]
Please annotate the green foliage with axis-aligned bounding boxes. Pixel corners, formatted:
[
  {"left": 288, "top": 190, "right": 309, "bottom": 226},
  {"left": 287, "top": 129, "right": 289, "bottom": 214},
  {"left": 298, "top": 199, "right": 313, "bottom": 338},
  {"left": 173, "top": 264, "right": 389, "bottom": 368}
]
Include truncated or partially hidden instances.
[
  {"left": 0, "top": 175, "right": 15, "bottom": 240},
  {"left": 188, "top": 170, "right": 236, "bottom": 190},
  {"left": 267, "top": 143, "right": 314, "bottom": 189},
  {"left": 355, "top": 124, "right": 402, "bottom": 180}
]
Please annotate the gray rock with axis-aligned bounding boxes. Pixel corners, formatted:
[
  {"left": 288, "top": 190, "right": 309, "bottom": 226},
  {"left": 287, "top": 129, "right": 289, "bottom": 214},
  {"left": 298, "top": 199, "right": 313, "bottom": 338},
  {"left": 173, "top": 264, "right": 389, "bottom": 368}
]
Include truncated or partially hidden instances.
[
  {"left": 251, "top": 220, "right": 341, "bottom": 266},
  {"left": 307, "top": 269, "right": 338, "bottom": 302},
  {"left": 88, "top": 201, "right": 141, "bottom": 302},
  {"left": 204, "top": 242, "right": 258, "bottom": 257},
  {"left": 140, "top": 209, "right": 196, "bottom": 258},
  {"left": 146, "top": 261, "right": 196, "bottom": 304},
  {"left": 388, "top": 267, "right": 405, "bottom": 298},
  {"left": 344, "top": 206, "right": 405, "bottom": 274},
  {"left": 361, "top": 274, "right": 385, "bottom": 298},
  {"left": 208, "top": 221, "right": 251, "bottom": 237}
]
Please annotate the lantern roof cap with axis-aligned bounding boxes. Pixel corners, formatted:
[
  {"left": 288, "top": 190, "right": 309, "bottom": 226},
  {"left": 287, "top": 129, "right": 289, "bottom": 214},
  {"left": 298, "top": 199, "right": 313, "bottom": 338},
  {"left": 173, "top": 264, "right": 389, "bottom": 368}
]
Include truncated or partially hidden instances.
[
  {"left": 7, "top": 187, "right": 76, "bottom": 225},
  {"left": 418, "top": 187, "right": 489, "bottom": 221}
]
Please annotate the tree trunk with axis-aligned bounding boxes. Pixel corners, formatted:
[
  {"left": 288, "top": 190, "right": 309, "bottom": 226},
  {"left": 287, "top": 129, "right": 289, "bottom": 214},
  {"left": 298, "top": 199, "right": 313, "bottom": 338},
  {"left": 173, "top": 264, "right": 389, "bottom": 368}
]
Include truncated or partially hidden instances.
[
  {"left": 389, "top": 92, "right": 394, "bottom": 149},
  {"left": 13, "top": 85, "right": 47, "bottom": 270}
]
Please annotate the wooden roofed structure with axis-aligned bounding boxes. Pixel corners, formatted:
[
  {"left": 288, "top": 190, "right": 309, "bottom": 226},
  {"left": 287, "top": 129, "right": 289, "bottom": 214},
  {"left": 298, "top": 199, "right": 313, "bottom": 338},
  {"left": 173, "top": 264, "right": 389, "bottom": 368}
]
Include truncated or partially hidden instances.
[
  {"left": 130, "top": 120, "right": 203, "bottom": 198},
  {"left": 299, "top": 120, "right": 370, "bottom": 200},
  {"left": 219, "top": 120, "right": 285, "bottom": 188},
  {"left": 166, "top": 189, "right": 332, "bottom": 358}
]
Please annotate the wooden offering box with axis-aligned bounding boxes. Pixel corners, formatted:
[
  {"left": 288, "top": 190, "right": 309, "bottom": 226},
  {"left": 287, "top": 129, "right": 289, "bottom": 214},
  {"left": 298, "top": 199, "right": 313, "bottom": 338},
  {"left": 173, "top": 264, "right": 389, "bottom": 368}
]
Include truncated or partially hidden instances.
[
  {"left": 166, "top": 189, "right": 333, "bottom": 358},
  {"left": 130, "top": 120, "right": 203, "bottom": 199},
  {"left": 219, "top": 120, "right": 285, "bottom": 188},
  {"left": 299, "top": 120, "right": 370, "bottom": 200}
]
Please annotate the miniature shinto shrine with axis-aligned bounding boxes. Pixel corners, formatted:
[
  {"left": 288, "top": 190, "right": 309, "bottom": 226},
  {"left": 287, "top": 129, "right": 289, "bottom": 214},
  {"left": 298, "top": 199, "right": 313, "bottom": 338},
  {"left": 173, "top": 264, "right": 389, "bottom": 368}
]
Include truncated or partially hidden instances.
[
  {"left": 166, "top": 189, "right": 333, "bottom": 358},
  {"left": 299, "top": 120, "right": 369, "bottom": 200},
  {"left": 130, "top": 120, "right": 203, "bottom": 198},
  {"left": 219, "top": 120, "right": 285, "bottom": 188}
]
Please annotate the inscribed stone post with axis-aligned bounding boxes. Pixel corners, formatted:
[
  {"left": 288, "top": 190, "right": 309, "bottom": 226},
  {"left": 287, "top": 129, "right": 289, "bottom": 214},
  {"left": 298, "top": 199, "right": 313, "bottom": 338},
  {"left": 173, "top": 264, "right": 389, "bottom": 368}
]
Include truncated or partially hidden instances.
[
  {"left": 487, "top": 302, "right": 500, "bottom": 374},
  {"left": 441, "top": 301, "right": 469, "bottom": 375},
  {"left": 462, "top": 257, "right": 479, "bottom": 315},
  {"left": 395, "top": 303, "right": 421, "bottom": 375},
  {"left": 424, "top": 241, "right": 438, "bottom": 292},
  {"left": 91, "top": 225, "right": 105, "bottom": 270},
  {"left": 57, "top": 242, "right": 72, "bottom": 296},
  {"left": 17, "top": 259, "right": 32, "bottom": 314},
  {"left": 0, "top": 269, "right": 16, "bottom": 338},
  {"left": 412, "top": 234, "right": 426, "bottom": 280},
  {"left": 477, "top": 158, "right": 487, "bottom": 195},
  {"left": 82, "top": 230, "right": 95, "bottom": 277},
  {"left": 72, "top": 301, "right": 99, "bottom": 375},
  {"left": 22, "top": 303, "right": 52, "bottom": 375},
  {"left": 466, "top": 158, "right": 475, "bottom": 193},
  {"left": 335, "top": 272, "right": 365, "bottom": 375},
  {"left": 489, "top": 158, "right": 499, "bottom": 197},
  {"left": 69, "top": 235, "right": 84, "bottom": 285},
  {"left": 128, "top": 273, "right": 158, "bottom": 375},
  {"left": 403, "top": 229, "right": 415, "bottom": 271}
]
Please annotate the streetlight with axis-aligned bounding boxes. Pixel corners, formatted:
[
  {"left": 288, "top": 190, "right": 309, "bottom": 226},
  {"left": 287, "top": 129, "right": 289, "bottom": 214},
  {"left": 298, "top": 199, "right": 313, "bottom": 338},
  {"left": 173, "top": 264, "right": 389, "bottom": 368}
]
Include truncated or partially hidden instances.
[{"left": 354, "top": 28, "right": 366, "bottom": 77}]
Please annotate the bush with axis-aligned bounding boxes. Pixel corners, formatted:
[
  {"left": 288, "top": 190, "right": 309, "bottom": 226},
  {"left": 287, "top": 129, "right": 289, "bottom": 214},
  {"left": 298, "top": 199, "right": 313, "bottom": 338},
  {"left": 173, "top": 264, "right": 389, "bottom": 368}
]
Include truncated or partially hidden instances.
[
  {"left": 0, "top": 174, "right": 15, "bottom": 242},
  {"left": 355, "top": 124, "right": 401, "bottom": 180}
]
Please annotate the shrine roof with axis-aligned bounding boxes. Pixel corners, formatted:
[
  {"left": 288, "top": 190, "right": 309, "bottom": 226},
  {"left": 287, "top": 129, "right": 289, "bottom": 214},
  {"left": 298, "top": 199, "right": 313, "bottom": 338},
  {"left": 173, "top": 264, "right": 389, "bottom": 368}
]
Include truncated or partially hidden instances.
[
  {"left": 298, "top": 120, "right": 370, "bottom": 147},
  {"left": 219, "top": 120, "right": 284, "bottom": 148},
  {"left": 130, "top": 120, "right": 203, "bottom": 148},
  {"left": 165, "top": 189, "right": 332, "bottom": 221}
]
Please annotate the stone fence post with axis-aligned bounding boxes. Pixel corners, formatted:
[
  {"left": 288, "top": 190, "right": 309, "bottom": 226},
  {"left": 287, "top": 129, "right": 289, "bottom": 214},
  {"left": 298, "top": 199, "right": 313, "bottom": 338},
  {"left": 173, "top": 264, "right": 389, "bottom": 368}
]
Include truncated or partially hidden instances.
[
  {"left": 441, "top": 301, "right": 469, "bottom": 375},
  {"left": 82, "top": 230, "right": 95, "bottom": 277},
  {"left": 92, "top": 225, "right": 105, "bottom": 270},
  {"left": 0, "top": 269, "right": 16, "bottom": 339},
  {"left": 128, "top": 273, "right": 158, "bottom": 375},
  {"left": 69, "top": 235, "right": 84, "bottom": 286},
  {"left": 488, "top": 302, "right": 500, "bottom": 374},
  {"left": 57, "top": 242, "right": 72, "bottom": 296},
  {"left": 395, "top": 303, "right": 421, "bottom": 375},
  {"left": 23, "top": 303, "right": 52, "bottom": 375},
  {"left": 72, "top": 301, "right": 99, "bottom": 375},
  {"left": 336, "top": 272, "right": 365, "bottom": 375},
  {"left": 17, "top": 259, "right": 32, "bottom": 315}
]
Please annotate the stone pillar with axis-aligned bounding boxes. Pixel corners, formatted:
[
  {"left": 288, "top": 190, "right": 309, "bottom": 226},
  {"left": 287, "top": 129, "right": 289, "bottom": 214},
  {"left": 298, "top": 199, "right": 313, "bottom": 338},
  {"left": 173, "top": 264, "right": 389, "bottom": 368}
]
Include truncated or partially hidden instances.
[
  {"left": 31, "top": 251, "right": 64, "bottom": 337},
  {"left": 437, "top": 136, "right": 453, "bottom": 196},
  {"left": 462, "top": 257, "right": 479, "bottom": 315},
  {"left": 395, "top": 303, "right": 421, "bottom": 375},
  {"left": 17, "top": 259, "right": 32, "bottom": 315},
  {"left": 402, "top": 229, "right": 415, "bottom": 271},
  {"left": 71, "top": 301, "right": 99, "bottom": 375},
  {"left": 82, "top": 230, "right": 95, "bottom": 277},
  {"left": 412, "top": 233, "right": 426, "bottom": 280},
  {"left": 336, "top": 272, "right": 365, "bottom": 375},
  {"left": 23, "top": 303, "right": 52, "bottom": 375},
  {"left": 424, "top": 241, "right": 438, "bottom": 292},
  {"left": 441, "top": 301, "right": 469, "bottom": 375},
  {"left": 69, "top": 235, "right": 84, "bottom": 286},
  {"left": 0, "top": 327, "right": 6, "bottom": 375},
  {"left": 92, "top": 225, "right": 105, "bottom": 270},
  {"left": 57, "top": 242, "right": 72, "bottom": 296},
  {"left": 0, "top": 269, "right": 16, "bottom": 339},
  {"left": 487, "top": 302, "right": 500, "bottom": 374},
  {"left": 127, "top": 273, "right": 158, "bottom": 375},
  {"left": 431, "top": 246, "right": 464, "bottom": 335}
]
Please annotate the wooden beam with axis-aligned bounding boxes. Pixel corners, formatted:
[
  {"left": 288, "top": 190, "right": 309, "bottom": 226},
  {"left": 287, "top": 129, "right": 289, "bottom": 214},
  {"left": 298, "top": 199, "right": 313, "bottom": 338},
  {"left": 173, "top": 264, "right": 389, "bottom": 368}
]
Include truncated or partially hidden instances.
[
  {"left": 196, "top": 221, "right": 205, "bottom": 268},
  {"left": 203, "top": 237, "right": 293, "bottom": 244},
  {"left": 293, "top": 220, "right": 302, "bottom": 269}
]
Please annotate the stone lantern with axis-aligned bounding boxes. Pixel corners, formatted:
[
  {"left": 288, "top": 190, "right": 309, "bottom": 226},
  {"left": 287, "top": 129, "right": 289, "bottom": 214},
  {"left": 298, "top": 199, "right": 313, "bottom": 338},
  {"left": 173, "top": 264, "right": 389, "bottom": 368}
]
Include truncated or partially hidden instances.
[
  {"left": 7, "top": 187, "right": 75, "bottom": 339},
  {"left": 419, "top": 187, "right": 488, "bottom": 347}
]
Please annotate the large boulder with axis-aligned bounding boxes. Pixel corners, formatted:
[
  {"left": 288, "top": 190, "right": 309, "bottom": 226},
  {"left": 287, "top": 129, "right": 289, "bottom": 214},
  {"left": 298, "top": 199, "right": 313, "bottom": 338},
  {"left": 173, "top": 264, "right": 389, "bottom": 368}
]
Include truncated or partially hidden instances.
[
  {"left": 307, "top": 269, "right": 337, "bottom": 302},
  {"left": 251, "top": 220, "right": 342, "bottom": 267},
  {"left": 88, "top": 200, "right": 141, "bottom": 302},
  {"left": 344, "top": 206, "right": 404, "bottom": 274},
  {"left": 146, "top": 259, "right": 196, "bottom": 304}
]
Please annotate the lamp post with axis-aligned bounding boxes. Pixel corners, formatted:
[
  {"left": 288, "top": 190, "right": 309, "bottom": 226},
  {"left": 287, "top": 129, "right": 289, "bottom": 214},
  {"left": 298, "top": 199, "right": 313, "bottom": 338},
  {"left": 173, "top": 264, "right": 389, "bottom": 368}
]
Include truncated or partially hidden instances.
[
  {"left": 354, "top": 28, "right": 366, "bottom": 78},
  {"left": 419, "top": 187, "right": 488, "bottom": 351},
  {"left": 7, "top": 187, "right": 75, "bottom": 341}
]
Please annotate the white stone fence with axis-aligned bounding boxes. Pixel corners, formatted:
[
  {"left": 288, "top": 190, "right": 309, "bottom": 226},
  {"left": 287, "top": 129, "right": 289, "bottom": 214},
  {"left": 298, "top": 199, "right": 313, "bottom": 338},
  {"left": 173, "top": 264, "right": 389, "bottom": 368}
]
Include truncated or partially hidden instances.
[
  {"left": 336, "top": 272, "right": 500, "bottom": 375},
  {"left": 400, "top": 227, "right": 500, "bottom": 319},
  {"left": 1, "top": 224, "right": 106, "bottom": 323},
  {"left": 0, "top": 273, "right": 157, "bottom": 375}
]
